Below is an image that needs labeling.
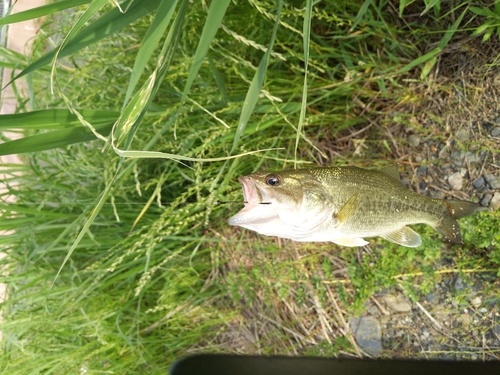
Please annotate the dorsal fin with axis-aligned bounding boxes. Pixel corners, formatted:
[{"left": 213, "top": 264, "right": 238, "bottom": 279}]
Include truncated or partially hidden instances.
[{"left": 379, "top": 165, "right": 402, "bottom": 184}]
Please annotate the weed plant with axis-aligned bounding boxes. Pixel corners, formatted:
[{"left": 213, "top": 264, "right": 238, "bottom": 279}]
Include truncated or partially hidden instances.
[{"left": 1, "top": 0, "right": 500, "bottom": 373}]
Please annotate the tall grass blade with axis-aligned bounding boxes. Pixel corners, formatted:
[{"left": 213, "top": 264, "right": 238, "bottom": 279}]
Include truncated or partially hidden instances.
[
  {"left": 295, "top": 0, "right": 312, "bottom": 166},
  {"left": 54, "top": 0, "right": 190, "bottom": 282},
  {"left": 113, "top": 0, "right": 188, "bottom": 152},
  {"left": 0, "top": 109, "right": 118, "bottom": 155},
  {"left": 230, "top": 0, "right": 283, "bottom": 153},
  {"left": 350, "top": 0, "right": 373, "bottom": 32},
  {"left": 395, "top": 8, "right": 466, "bottom": 77},
  {"left": 123, "top": 0, "right": 178, "bottom": 107},
  {"left": 49, "top": 0, "right": 109, "bottom": 90},
  {"left": 0, "top": 47, "right": 28, "bottom": 70},
  {"left": 179, "top": 0, "right": 231, "bottom": 111},
  {"left": 0, "top": 0, "right": 90, "bottom": 25},
  {"left": 0, "top": 109, "right": 119, "bottom": 129},
  {"left": 0, "top": 122, "right": 114, "bottom": 155},
  {"left": 208, "top": 55, "right": 228, "bottom": 105},
  {"left": 437, "top": 8, "right": 467, "bottom": 48},
  {"left": 420, "top": 0, "right": 440, "bottom": 16},
  {"left": 112, "top": 148, "right": 282, "bottom": 163},
  {"left": 8, "top": 0, "right": 162, "bottom": 83},
  {"left": 52, "top": 172, "right": 119, "bottom": 285}
]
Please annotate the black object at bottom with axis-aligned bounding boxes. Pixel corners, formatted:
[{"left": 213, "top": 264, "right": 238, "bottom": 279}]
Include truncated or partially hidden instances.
[{"left": 170, "top": 354, "right": 500, "bottom": 375}]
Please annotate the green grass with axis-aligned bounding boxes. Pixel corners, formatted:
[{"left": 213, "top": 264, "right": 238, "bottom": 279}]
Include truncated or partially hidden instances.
[{"left": 1, "top": 0, "right": 500, "bottom": 373}]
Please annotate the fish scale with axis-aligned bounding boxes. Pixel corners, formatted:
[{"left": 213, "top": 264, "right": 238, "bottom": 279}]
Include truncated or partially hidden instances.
[
  {"left": 228, "top": 165, "right": 478, "bottom": 247},
  {"left": 311, "top": 168, "right": 431, "bottom": 234}
]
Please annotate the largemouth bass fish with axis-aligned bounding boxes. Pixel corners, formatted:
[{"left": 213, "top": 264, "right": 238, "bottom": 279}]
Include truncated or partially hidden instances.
[{"left": 228, "top": 165, "right": 477, "bottom": 247}]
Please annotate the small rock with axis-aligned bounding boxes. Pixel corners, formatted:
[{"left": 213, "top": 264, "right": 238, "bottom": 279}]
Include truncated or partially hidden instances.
[
  {"left": 451, "top": 150, "right": 466, "bottom": 167},
  {"left": 383, "top": 294, "right": 412, "bottom": 312},
  {"left": 351, "top": 316, "right": 382, "bottom": 356},
  {"left": 477, "top": 186, "right": 489, "bottom": 194},
  {"left": 483, "top": 121, "right": 494, "bottom": 133},
  {"left": 491, "top": 192, "right": 500, "bottom": 210},
  {"left": 368, "top": 305, "right": 379, "bottom": 316},
  {"left": 484, "top": 174, "right": 500, "bottom": 189},
  {"left": 408, "top": 134, "right": 421, "bottom": 147},
  {"left": 448, "top": 172, "right": 463, "bottom": 190},
  {"left": 417, "top": 166, "right": 428, "bottom": 176},
  {"left": 455, "top": 128, "right": 470, "bottom": 142},
  {"left": 464, "top": 152, "right": 479, "bottom": 164},
  {"left": 472, "top": 176, "right": 485, "bottom": 189},
  {"left": 454, "top": 276, "right": 468, "bottom": 292},
  {"left": 491, "top": 127, "right": 500, "bottom": 137},
  {"left": 425, "top": 293, "right": 437, "bottom": 303},
  {"left": 470, "top": 296, "right": 482, "bottom": 308},
  {"left": 481, "top": 193, "right": 493, "bottom": 207}
]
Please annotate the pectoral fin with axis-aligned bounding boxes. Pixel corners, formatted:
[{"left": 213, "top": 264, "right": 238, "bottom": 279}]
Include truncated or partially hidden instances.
[
  {"left": 336, "top": 192, "right": 360, "bottom": 223},
  {"left": 381, "top": 226, "right": 422, "bottom": 247},
  {"left": 332, "top": 237, "right": 369, "bottom": 247}
]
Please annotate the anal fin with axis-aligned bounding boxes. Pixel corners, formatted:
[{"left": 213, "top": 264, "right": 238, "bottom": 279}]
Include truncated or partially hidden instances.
[
  {"left": 332, "top": 237, "right": 369, "bottom": 247},
  {"left": 381, "top": 226, "right": 422, "bottom": 247}
]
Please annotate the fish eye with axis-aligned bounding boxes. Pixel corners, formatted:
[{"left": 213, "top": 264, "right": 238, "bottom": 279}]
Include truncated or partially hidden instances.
[{"left": 265, "top": 174, "right": 281, "bottom": 187}]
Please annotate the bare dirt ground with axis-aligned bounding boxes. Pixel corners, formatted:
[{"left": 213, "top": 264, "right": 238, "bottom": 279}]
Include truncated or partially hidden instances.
[
  {"left": 369, "top": 37, "right": 500, "bottom": 360},
  {"left": 209, "top": 35, "right": 500, "bottom": 360}
]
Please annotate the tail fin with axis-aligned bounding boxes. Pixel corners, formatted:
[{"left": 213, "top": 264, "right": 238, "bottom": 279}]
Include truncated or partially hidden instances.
[{"left": 436, "top": 200, "right": 478, "bottom": 244}]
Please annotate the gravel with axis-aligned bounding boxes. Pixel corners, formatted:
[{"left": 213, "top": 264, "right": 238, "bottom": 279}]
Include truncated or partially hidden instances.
[
  {"left": 351, "top": 316, "right": 383, "bottom": 356},
  {"left": 448, "top": 172, "right": 463, "bottom": 190},
  {"left": 484, "top": 174, "right": 500, "bottom": 189},
  {"left": 408, "top": 134, "right": 421, "bottom": 147},
  {"left": 417, "top": 166, "right": 428, "bottom": 177},
  {"left": 481, "top": 193, "right": 493, "bottom": 207},
  {"left": 491, "top": 192, "right": 500, "bottom": 210},
  {"left": 348, "top": 47, "right": 500, "bottom": 361},
  {"left": 455, "top": 128, "right": 470, "bottom": 142},
  {"left": 383, "top": 294, "right": 412, "bottom": 312},
  {"left": 472, "top": 176, "right": 485, "bottom": 189}
]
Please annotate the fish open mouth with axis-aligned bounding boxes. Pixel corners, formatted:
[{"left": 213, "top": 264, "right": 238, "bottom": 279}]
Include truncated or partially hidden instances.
[
  {"left": 228, "top": 176, "right": 276, "bottom": 227},
  {"left": 239, "top": 176, "right": 272, "bottom": 207}
]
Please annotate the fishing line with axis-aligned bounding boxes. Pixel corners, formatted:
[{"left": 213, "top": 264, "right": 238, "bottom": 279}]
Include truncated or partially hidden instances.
[
  {"left": 214, "top": 200, "right": 240, "bottom": 206},
  {"left": 215, "top": 201, "right": 270, "bottom": 206}
]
